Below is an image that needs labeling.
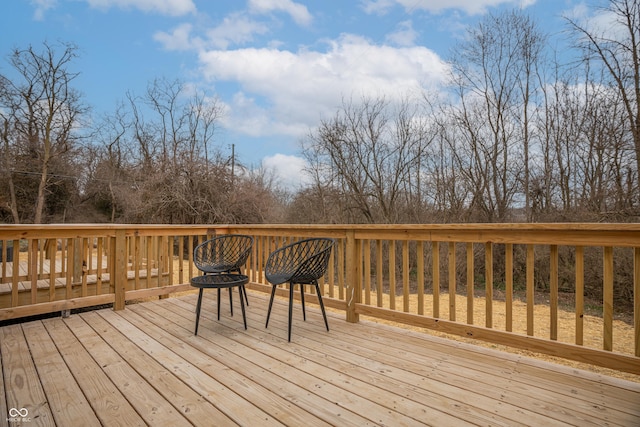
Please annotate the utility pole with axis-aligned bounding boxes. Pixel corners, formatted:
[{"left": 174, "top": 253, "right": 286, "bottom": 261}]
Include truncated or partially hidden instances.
[{"left": 230, "top": 143, "right": 235, "bottom": 185}]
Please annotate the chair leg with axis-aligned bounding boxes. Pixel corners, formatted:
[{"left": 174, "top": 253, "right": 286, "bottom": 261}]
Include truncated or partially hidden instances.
[
  {"left": 195, "top": 288, "right": 204, "bottom": 335},
  {"left": 300, "top": 283, "right": 306, "bottom": 321},
  {"left": 315, "top": 282, "right": 329, "bottom": 331},
  {"left": 288, "top": 282, "right": 294, "bottom": 342},
  {"left": 217, "top": 288, "right": 221, "bottom": 320},
  {"left": 234, "top": 268, "right": 249, "bottom": 306},
  {"left": 240, "top": 285, "right": 249, "bottom": 306},
  {"left": 265, "top": 285, "right": 277, "bottom": 328},
  {"left": 239, "top": 287, "right": 247, "bottom": 330},
  {"left": 228, "top": 288, "right": 233, "bottom": 316}
]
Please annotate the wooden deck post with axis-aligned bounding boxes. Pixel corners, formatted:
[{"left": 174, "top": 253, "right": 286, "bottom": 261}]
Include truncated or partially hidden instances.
[
  {"left": 634, "top": 247, "right": 640, "bottom": 357},
  {"left": 73, "top": 238, "right": 83, "bottom": 284},
  {"left": 114, "top": 229, "right": 127, "bottom": 311},
  {"left": 346, "top": 231, "right": 360, "bottom": 323}
]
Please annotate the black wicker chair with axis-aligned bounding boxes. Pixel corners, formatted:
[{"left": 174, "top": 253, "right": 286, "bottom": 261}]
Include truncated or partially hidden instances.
[
  {"left": 193, "top": 234, "right": 254, "bottom": 313},
  {"left": 265, "top": 237, "right": 334, "bottom": 341}
]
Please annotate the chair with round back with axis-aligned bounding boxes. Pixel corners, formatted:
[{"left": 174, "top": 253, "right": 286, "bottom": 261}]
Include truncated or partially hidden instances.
[
  {"left": 264, "top": 237, "right": 334, "bottom": 341},
  {"left": 193, "top": 234, "right": 254, "bottom": 311}
]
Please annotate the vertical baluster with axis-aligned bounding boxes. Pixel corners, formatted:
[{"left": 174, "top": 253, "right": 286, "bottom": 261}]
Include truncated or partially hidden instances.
[
  {"left": 81, "top": 238, "right": 88, "bottom": 297},
  {"left": 634, "top": 247, "right": 639, "bottom": 357},
  {"left": 364, "top": 239, "right": 371, "bottom": 306},
  {"left": 30, "top": 239, "right": 38, "bottom": 304},
  {"left": 188, "top": 235, "right": 194, "bottom": 280},
  {"left": 550, "top": 245, "right": 558, "bottom": 341},
  {"left": 97, "top": 237, "right": 104, "bottom": 294},
  {"left": 376, "top": 239, "right": 383, "bottom": 308},
  {"left": 575, "top": 246, "right": 584, "bottom": 346},
  {"left": 66, "top": 238, "right": 74, "bottom": 300},
  {"left": 485, "top": 242, "right": 493, "bottom": 328},
  {"left": 505, "top": 243, "right": 513, "bottom": 332},
  {"left": 134, "top": 235, "right": 141, "bottom": 290},
  {"left": 432, "top": 241, "right": 439, "bottom": 318},
  {"left": 466, "top": 242, "right": 474, "bottom": 325},
  {"left": 417, "top": 240, "right": 424, "bottom": 316},
  {"left": 403, "top": 240, "right": 409, "bottom": 313},
  {"left": 389, "top": 240, "right": 396, "bottom": 311},
  {"left": 146, "top": 236, "right": 152, "bottom": 289},
  {"left": 48, "top": 239, "right": 56, "bottom": 302},
  {"left": 526, "top": 244, "right": 535, "bottom": 336},
  {"left": 603, "top": 246, "right": 614, "bottom": 351},
  {"left": 178, "top": 236, "right": 184, "bottom": 285},
  {"left": 449, "top": 242, "right": 456, "bottom": 321}
]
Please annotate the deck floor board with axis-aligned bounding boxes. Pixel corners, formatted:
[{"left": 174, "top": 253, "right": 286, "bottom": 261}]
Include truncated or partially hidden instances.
[
  {"left": 166, "top": 295, "right": 511, "bottom": 426},
  {"left": 141, "top": 297, "right": 451, "bottom": 426},
  {"left": 21, "top": 321, "right": 100, "bottom": 427},
  {"left": 1, "top": 291, "right": 639, "bottom": 426},
  {"left": 125, "top": 302, "right": 345, "bottom": 426}
]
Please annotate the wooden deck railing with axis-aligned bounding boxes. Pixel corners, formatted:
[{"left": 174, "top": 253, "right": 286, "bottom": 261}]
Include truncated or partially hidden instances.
[{"left": 1, "top": 223, "right": 638, "bottom": 375}]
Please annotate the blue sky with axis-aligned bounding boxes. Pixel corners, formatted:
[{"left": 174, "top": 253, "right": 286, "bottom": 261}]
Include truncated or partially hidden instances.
[{"left": 1, "top": 0, "right": 592, "bottom": 188}]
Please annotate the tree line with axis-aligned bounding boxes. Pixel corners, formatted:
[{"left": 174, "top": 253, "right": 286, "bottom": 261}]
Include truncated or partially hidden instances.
[
  {"left": 1, "top": 1, "right": 639, "bottom": 226},
  {"left": 294, "top": 3, "right": 640, "bottom": 224}
]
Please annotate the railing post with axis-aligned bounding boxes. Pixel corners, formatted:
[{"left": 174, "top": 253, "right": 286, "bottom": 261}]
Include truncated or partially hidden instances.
[
  {"left": 113, "top": 229, "right": 127, "bottom": 311},
  {"left": 346, "top": 231, "right": 360, "bottom": 323},
  {"left": 634, "top": 247, "right": 639, "bottom": 357},
  {"left": 73, "top": 238, "right": 83, "bottom": 284}
]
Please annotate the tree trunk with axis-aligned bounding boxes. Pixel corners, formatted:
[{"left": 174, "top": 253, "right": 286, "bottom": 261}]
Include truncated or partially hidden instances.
[{"left": 34, "top": 162, "right": 48, "bottom": 224}]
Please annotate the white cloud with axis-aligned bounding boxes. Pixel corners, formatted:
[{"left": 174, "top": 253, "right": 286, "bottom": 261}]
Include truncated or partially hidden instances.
[
  {"left": 248, "top": 0, "right": 313, "bottom": 26},
  {"left": 386, "top": 20, "right": 418, "bottom": 46},
  {"left": 155, "top": 13, "right": 273, "bottom": 51},
  {"left": 363, "top": 0, "right": 538, "bottom": 16},
  {"left": 360, "top": 0, "right": 396, "bottom": 15},
  {"left": 30, "top": 0, "right": 57, "bottom": 20},
  {"left": 262, "top": 153, "right": 310, "bottom": 189},
  {"left": 154, "top": 23, "right": 202, "bottom": 51},
  {"left": 154, "top": 1, "right": 312, "bottom": 53},
  {"left": 84, "top": 0, "right": 196, "bottom": 16},
  {"left": 564, "top": 3, "right": 629, "bottom": 42},
  {"left": 206, "top": 13, "right": 271, "bottom": 49},
  {"left": 198, "top": 34, "right": 448, "bottom": 138},
  {"left": 218, "top": 92, "right": 310, "bottom": 139}
]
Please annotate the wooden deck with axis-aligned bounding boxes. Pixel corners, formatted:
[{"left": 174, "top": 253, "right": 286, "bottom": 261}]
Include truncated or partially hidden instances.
[{"left": 1, "top": 291, "right": 639, "bottom": 427}]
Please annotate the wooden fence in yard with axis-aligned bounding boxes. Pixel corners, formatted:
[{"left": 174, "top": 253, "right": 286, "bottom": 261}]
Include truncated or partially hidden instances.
[{"left": 0, "top": 223, "right": 638, "bottom": 375}]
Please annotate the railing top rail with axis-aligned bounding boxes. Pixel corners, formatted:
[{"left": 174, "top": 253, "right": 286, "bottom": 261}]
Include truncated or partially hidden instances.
[
  {"left": 1, "top": 223, "right": 640, "bottom": 246},
  {"left": 0, "top": 224, "right": 220, "bottom": 240},
  {"left": 228, "top": 223, "right": 640, "bottom": 246}
]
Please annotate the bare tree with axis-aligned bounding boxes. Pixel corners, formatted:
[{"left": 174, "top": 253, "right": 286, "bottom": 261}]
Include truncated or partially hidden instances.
[
  {"left": 86, "top": 78, "right": 235, "bottom": 224},
  {"left": 537, "top": 57, "right": 637, "bottom": 220},
  {"left": 85, "top": 102, "right": 133, "bottom": 222},
  {"left": 0, "top": 102, "right": 20, "bottom": 222},
  {"left": 0, "top": 41, "right": 86, "bottom": 223},
  {"left": 426, "top": 112, "right": 474, "bottom": 222},
  {"left": 302, "top": 96, "right": 431, "bottom": 223},
  {"left": 448, "top": 10, "right": 546, "bottom": 222},
  {"left": 566, "top": 0, "right": 640, "bottom": 202}
]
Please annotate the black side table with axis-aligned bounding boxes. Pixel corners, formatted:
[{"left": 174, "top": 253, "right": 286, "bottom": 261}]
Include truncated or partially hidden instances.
[{"left": 190, "top": 274, "right": 249, "bottom": 335}]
